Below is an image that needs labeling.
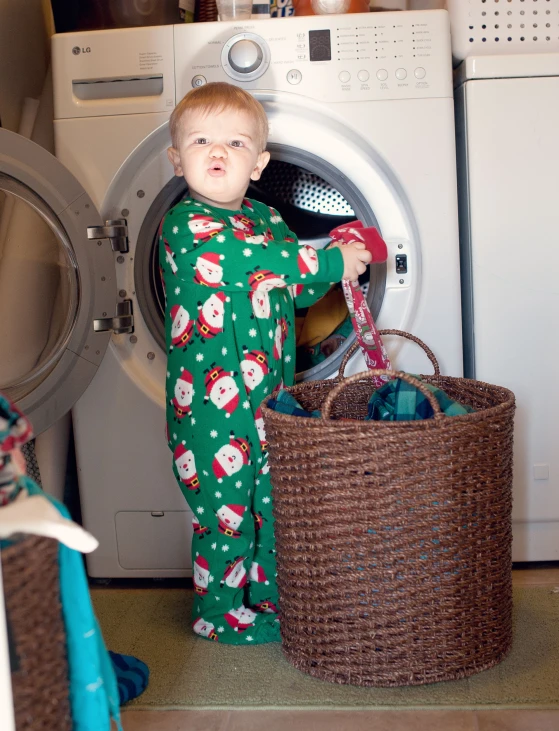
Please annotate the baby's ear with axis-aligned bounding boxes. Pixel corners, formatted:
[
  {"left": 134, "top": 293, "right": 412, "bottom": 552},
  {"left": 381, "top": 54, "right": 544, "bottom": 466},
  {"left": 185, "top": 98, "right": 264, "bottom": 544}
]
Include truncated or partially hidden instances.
[
  {"left": 167, "top": 147, "right": 183, "bottom": 177},
  {"left": 250, "top": 150, "right": 271, "bottom": 181}
]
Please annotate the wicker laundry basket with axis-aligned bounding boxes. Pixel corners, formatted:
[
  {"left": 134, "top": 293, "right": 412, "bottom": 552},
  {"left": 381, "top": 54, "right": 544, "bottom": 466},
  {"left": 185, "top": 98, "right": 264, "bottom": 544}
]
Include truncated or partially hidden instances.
[
  {"left": 2, "top": 534, "right": 71, "bottom": 730},
  {"left": 261, "top": 331, "right": 515, "bottom": 687}
]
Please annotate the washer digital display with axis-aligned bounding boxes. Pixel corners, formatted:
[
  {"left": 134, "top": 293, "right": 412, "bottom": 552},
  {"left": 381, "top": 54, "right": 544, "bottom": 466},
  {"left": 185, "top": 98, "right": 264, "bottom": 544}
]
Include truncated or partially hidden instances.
[{"left": 309, "top": 29, "right": 331, "bottom": 62}]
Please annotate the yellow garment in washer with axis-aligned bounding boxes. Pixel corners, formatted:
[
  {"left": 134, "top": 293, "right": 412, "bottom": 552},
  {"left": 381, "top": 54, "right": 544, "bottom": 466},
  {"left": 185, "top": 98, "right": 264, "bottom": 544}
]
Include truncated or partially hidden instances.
[{"left": 296, "top": 287, "right": 348, "bottom": 348}]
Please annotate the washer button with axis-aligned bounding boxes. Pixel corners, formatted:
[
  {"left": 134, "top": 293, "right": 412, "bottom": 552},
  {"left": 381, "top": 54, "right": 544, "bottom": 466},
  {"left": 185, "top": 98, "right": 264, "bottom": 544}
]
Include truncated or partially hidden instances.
[
  {"left": 357, "top": 70, "right": 370, "bottom": 83},
  {"left": 376, "top": 69, "right": 388, "bottom": 81},
  {"left": 414, "top": 67, "right": 426, "bottom": 79},
  {"left": 287, "top": 69, "right": 302, "bottom": 85},
  {"left": 395, "top": 68, "right": 407, "bottom": 80},
  {"left": 192, "top": 75, "right": 207, "bottom": 88},
  {"left": 339, "top": 71, "right": 351, "bottom": 84}
]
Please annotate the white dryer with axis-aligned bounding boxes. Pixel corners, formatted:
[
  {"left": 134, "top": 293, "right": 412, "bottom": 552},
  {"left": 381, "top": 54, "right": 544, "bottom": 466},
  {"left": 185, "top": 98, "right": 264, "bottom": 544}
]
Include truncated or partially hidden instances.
[
  {"left": 455, "top": 53, "right": 559, "bottom": 562},
  {"left": 0, "top": 9, "right": 462, "bottom": 577}
]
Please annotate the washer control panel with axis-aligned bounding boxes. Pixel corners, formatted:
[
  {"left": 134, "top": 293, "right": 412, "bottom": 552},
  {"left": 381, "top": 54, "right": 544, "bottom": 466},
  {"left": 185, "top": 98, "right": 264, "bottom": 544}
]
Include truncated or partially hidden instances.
[{"left": 175, "top": 10, "right": 453, "bottom": 103}]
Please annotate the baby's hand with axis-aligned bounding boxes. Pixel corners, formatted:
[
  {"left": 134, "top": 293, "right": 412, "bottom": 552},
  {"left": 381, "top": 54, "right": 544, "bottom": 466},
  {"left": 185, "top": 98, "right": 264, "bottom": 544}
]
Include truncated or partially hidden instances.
[{"left": 336, "top": 242, "right": 372, "bottom": 281}]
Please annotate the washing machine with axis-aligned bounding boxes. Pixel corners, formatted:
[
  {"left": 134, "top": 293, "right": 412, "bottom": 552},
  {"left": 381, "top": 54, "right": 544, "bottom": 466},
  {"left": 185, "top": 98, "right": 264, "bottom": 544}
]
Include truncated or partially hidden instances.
[
  {"left": 455, "top": 53, "right": 559, "bottom": 562},
  {"left": 0, "top": 9, "right": 462, "bottom": 577}
]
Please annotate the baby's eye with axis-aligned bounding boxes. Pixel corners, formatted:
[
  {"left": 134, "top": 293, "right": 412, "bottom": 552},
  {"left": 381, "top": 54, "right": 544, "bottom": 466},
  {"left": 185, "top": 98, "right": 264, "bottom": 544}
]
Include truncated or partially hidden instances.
[
  {"left": 194, "top": 137, "right": 208, "bottom": 145},
  {"left": 230, "top": 140, "right": 244, "bottom": 148}
]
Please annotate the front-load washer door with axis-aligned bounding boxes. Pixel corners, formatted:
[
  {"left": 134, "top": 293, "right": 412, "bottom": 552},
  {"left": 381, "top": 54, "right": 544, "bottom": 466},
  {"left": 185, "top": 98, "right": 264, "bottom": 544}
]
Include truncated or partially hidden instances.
[{"left": 0, "top": 129, "right": 118, "bottom": 435}]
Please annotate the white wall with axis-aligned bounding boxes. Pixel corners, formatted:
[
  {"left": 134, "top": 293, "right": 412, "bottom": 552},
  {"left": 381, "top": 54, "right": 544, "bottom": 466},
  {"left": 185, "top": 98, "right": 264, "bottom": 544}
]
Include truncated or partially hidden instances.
[{"left": 0, "top": 0, "right": 48, "bottom": 132}]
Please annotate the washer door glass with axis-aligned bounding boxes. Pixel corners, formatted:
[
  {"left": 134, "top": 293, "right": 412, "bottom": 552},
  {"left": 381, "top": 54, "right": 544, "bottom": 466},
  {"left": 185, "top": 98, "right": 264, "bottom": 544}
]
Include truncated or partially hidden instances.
[
  {"left": 0, "top": 128, "right": 116, "bottom": 436},
  {"left": 0, "top": 173, "right": 78, "bottom": 402}
]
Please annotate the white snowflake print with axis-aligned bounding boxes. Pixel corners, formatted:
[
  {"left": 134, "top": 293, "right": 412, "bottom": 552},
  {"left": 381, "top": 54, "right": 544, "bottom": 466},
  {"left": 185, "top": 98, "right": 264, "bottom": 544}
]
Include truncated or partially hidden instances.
[
  {"left": 175, "top": 286, "right": 181, "bottom": 295},
  {"left": 246, "top": 636, "right": 254, "bottom": 642},
  {"left": 210, "top": 430, "right": 218, "bottom": 439},
  {"left": 270, "top": 215, "right": 282, "bottom": 224},
  {"left": 232, "top": 313, "right": 237, "bottom": 321},
  {"left": 243, "top": 401, "right": 250, "bottom": 410},
  {"left": 191, "top": 418, "right": 196, "bottom": 425},
  {"left": 203, "top": 470, "right": 209, "bottom": 476},
  {"left": 249, "top": 328, "right": 257, "bottom": 337},
  {"left": 215, "top": 491, "right": 222, "bottom": 499},
  {"left": 203, "top": 208, "right": 211, "bottom": 214},
  {"left": 211, "top": 542, "right": 217, "bottom": 550},
  {"left": 181, "top": 248, "right": 187, "bottom": 254},
  {"left": 172, "top": 225, "right": 178, "bottom": 234},
  {"left": 257, "top": 457, "right": 262, "bottom": 464},
  {"left": 222, "top": 544, "right": 230, "bottom": 552},
  {"left": 257, "top": 543, "right": 263, "bottom": 548},
  {"left": 221, "top": 347, "right": 228, "bottom": 356},
  {"left": 263, "top": 387, "right": 268, "bottom": 394},
  {"left": 235, "top": 480, "right": 242, "bottom": 488},
  {"left": 281, "top": 250, "right": 289, "bottom": 258},
  {"left": 243, "top": 248, "right": 252, "bottom": 257},
  {"left": 255, "top": 479, "right": 260, "bottom": 486},
  {"left": 173, "top": 433, "right": 177, "bottom": 441},
  {"left": 275, "top": 304, "right": 280, "bottom": 312},
  {"left": 285, "top": 354, "right": 292, "bottom": 363},
  {"left": 196, "top": 507, "right": 205, "bottom": 514},
  {"left": 209, "top": 575, "right": 215, "bottom": 583},
  {"left": 268, "top": 329, "right": 273, "bottom": 338},
  {"left": 308, "top": 288, "right": 315, "bottom": 295},
  {"left": 236, "top": 282, "right": 244, "bottom": 288},
  {"left": 262, "top": 496, "right": 271, "bottom": 504},
  {"left": 217, "top": 234, "right": 225, "bottom": 243},
  {"left": 194, "top": 202, "right": 202, "bottom": 207},
  {"left": 217, "top": 626, "right": 225, "bottom": 633},
  {"left": 273, "top": 370, "right": 277, "bottom": 377},
  {"left": 249, "top": 542, "right": 254, "bottom": 549},
  {"left": 215, "top": 596, "right": 220, "bottom": 601},
  {"left": 196, "top": 353, "right": 204, "bottom": 362}
]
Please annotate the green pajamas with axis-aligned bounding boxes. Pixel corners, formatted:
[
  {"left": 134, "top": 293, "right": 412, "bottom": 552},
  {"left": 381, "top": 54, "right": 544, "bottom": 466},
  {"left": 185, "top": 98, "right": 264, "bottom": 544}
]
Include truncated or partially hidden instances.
[{"left": 160, "top": 197, "right": 343, "bottom": 645}]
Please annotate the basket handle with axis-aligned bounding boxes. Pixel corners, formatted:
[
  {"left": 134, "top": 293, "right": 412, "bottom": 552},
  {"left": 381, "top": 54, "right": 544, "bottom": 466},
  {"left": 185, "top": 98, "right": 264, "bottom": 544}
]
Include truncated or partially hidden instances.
[
  {"left": 338, "top": 329, "right": 440, "bottom": 378},
  {"left": 321, "top": 369, "right": 444, "bottom": 421}
]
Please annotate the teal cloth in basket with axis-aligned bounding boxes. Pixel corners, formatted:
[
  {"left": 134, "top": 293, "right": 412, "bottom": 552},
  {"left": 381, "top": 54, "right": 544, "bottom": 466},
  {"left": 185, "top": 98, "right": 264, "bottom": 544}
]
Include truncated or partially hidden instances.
[
  {"left": 16, "top": 477, "right": 123, "bottom": 731},
  {"left": 267, "top": 379, "right": 473, "bottom": 421},
  {"left": 367, "top": 378, "right": 475, "bottom": 420}
]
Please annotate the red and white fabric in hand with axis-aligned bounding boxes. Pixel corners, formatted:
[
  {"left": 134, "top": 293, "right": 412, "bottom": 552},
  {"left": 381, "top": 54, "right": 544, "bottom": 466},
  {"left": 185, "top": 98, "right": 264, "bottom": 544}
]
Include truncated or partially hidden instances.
[{"left": 329, "top": 221, "right": 391, "bottom": 387}]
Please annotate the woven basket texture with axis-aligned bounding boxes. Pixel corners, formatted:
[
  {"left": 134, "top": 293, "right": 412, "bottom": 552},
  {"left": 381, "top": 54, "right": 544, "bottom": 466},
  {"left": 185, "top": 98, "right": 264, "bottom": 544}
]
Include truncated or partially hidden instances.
[
  {"left": 3, "top": 535, "right": 71, "bottom": 730},
  {"left": 261, "top": 331, "right": 515, "bottom": 687}
]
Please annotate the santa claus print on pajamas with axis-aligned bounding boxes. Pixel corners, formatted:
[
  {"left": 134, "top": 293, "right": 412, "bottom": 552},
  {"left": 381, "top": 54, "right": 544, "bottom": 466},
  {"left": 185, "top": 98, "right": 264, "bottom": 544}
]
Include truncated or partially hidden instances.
[{"left": 160, "top": 197, "right": 344, "bottom": 645}]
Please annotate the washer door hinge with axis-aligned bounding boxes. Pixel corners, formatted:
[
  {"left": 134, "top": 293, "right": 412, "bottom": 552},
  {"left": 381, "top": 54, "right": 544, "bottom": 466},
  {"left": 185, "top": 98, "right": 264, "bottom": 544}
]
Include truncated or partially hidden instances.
[
  {"left": 87, "top": 219, "right": 129, "bottom": 253},
  {"left": 94, "top": 300, "right": 134, "bottom": 334}
]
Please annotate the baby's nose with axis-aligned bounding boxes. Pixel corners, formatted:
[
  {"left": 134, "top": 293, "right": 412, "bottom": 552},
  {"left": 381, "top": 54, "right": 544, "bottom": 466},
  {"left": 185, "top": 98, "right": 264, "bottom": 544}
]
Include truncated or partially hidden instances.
[{"left": 210, "top": 143, "right": 227, "bottom": 158}]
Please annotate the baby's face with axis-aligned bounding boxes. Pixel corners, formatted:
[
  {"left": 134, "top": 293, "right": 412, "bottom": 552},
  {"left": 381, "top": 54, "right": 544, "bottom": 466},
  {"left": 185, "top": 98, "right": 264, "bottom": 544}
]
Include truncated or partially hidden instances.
[{"left": 167, "top": 107, "right": 270, "bottom": 211}]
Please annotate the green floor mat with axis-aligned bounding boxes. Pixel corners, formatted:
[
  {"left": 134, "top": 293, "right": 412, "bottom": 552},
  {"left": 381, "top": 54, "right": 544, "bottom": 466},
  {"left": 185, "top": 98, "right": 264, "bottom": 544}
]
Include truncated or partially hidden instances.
[{"left": 92, "top": 586, "right": 559, "bottom": 710}]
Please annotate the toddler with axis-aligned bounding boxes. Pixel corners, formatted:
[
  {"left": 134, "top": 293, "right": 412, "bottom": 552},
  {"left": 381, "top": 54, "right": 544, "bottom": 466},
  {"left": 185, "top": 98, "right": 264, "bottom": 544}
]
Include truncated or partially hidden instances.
[{"left": 159, "top": 82, "right": 371, "bottom": 644}]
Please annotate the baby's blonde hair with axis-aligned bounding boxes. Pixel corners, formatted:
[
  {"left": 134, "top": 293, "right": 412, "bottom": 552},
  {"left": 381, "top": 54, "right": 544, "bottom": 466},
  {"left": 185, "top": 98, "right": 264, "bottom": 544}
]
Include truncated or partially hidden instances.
[{"left": 170, "top": 82, "right": 269, "bottom": 152}]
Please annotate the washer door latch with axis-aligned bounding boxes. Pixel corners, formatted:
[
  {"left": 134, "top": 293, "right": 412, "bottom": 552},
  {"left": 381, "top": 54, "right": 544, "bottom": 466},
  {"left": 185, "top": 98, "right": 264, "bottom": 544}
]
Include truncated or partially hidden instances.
[
  {"left": 87, "top": 218, "right": 129, "bottom": 253},
  {"left": 94, "top": 300, "right": 134, "bottom": 335}
]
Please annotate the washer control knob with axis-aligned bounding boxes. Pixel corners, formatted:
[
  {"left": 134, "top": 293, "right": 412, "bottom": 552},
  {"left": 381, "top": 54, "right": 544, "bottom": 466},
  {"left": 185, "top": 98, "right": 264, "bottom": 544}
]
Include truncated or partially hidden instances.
[
  {"left": 229, "top": 39, "right": 263, "bottom": 74},
  {"left": 395, "top": 68, "right": 407, "bottom": 80},
  {"left": 192, "top": 75, "right": 207, "bottom": 88}
]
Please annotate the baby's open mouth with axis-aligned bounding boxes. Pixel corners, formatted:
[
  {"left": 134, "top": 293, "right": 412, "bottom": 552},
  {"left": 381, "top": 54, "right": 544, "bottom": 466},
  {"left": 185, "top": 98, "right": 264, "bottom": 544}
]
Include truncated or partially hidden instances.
[{"left": 208, "top": 162, "right": 226, "bottom": 177}]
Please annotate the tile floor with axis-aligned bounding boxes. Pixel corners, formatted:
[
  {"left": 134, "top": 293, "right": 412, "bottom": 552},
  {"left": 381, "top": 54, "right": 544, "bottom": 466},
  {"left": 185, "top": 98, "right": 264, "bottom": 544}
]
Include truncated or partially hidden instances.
[{"left": 119, "top": 566, "right": 559, "bottom": 731}]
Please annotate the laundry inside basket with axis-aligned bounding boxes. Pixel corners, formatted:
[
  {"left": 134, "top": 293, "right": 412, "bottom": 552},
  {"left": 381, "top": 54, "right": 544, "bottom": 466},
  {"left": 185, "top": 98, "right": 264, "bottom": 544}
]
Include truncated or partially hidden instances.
[{"left": 267, "top": 379, "right": 474, "bottom": 421}]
